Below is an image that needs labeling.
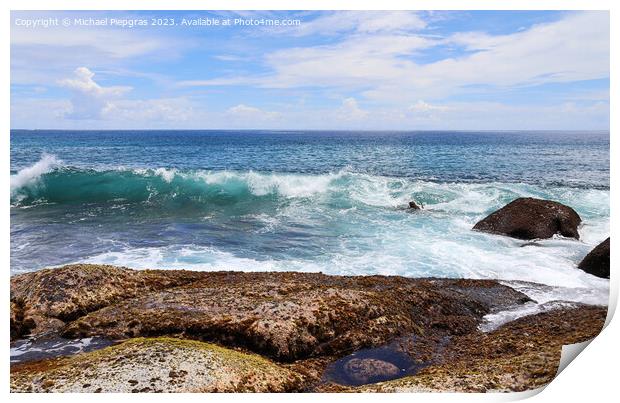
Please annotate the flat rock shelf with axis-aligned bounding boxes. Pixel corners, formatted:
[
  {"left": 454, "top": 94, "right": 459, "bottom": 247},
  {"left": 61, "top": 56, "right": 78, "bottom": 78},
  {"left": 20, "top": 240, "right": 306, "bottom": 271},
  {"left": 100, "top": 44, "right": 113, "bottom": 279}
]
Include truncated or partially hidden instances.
[{"left": 10, "top": 264, "right": 606, "bottom": 393}]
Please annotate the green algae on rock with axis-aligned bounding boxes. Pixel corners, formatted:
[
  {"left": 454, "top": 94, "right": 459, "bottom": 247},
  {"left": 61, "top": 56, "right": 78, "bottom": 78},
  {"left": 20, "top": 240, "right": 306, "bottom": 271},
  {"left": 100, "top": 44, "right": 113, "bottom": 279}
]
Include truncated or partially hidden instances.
[{"left": 10, "top": 337, "right": 304, "bottom": 393}]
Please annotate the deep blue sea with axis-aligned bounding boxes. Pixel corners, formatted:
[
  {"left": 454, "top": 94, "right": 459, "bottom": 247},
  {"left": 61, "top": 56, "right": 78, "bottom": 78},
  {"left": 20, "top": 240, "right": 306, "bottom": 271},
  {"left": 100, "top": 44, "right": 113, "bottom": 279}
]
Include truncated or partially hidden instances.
[{"left": 10, "top": 130, "right": 610, "bottom": 309}]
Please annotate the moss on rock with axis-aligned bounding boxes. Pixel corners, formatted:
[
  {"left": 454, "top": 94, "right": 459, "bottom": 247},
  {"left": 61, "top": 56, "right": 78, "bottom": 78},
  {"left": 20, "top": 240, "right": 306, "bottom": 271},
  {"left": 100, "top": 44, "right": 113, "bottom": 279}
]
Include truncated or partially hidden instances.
[{"left": 11, "top": 337, "right": 304, "bottom": 392}]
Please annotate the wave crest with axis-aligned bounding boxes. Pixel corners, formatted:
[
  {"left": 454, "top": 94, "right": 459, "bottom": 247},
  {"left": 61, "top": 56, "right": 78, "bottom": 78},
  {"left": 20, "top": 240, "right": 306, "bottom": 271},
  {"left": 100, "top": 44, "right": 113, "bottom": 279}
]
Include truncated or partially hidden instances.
[
  {"left": 10, "top": 154, "right": 62, "bottom": 197},
  {"left": 10, "top": 155, "right": 610, "bottom": 219},
  {"left": 10, "top": 155, "right": 348, "bottom": 207}
]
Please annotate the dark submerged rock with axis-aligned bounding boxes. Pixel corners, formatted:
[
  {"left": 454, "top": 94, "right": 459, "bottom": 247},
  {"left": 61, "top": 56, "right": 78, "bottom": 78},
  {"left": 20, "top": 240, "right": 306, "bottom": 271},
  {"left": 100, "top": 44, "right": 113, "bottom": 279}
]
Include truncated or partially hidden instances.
[
  {"left": 343, "top": 358, "right": 400, "bottom": 385},
  {"left": 408, "top": 201, "right": 422, "bottom": 210},
  {"left": 473, "top": 197, "right": 581, "bottom": 240},
  {"left": 578, "top": 238, "right": 610, "bottom": 279}
]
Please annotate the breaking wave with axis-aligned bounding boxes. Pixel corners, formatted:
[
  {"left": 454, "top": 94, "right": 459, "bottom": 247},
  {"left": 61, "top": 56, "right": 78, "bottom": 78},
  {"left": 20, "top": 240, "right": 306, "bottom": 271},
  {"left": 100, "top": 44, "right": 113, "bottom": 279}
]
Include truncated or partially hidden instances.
[
  {"left": 11, "top": 155, "right": 610, "bottom": 315},
  {"left": 9, "top": 155, "right": 612, "bottom": 219}
]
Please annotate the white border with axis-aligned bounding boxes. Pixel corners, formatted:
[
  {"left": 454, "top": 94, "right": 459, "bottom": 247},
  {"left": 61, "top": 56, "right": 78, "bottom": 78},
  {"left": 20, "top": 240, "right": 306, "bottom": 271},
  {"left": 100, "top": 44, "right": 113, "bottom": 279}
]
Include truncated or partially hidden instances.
[{"left": 3, "top": 1, "right": 617, "bottom": 402}]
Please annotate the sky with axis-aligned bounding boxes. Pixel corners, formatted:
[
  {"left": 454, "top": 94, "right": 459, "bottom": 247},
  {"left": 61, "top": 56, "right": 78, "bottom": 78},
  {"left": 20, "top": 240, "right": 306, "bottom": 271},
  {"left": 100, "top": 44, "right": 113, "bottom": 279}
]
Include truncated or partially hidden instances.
[{"left": 10, "top": 10, "right": 610, "bottom": 130}]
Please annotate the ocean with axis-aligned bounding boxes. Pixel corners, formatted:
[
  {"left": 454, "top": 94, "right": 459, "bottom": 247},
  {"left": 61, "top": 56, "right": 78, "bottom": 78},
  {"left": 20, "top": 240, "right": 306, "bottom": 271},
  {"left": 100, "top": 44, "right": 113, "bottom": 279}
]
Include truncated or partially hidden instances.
[{"left": 10, "top": 130, "right": 610, "bottom": 310}]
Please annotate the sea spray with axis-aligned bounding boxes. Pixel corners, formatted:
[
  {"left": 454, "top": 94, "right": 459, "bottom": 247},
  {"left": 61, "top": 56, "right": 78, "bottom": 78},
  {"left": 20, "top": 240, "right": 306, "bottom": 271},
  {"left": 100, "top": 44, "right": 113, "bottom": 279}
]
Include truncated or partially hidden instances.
[{"left": 10, "top": 154, "right": 62, "bottom": 199}]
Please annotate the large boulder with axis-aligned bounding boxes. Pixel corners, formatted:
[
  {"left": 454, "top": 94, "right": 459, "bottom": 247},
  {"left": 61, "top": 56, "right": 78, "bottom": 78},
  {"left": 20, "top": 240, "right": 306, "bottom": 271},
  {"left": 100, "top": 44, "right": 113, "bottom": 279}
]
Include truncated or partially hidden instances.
[
  {"left": 473, "top": 197, "right": 581, "bottom": 240},
  {"left": 60, "top": 275, "right": 527, "bottom": 361},
  {"left": 578, "top": 238, "right": 610, "bottom": 279}
]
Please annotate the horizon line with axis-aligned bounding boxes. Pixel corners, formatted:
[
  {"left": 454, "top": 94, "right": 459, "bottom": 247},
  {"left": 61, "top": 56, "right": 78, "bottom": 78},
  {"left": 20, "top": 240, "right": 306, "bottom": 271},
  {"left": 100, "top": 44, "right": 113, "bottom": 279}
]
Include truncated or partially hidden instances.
[{"left": 10, "top": 128, "right": 611, "bottom": 133}]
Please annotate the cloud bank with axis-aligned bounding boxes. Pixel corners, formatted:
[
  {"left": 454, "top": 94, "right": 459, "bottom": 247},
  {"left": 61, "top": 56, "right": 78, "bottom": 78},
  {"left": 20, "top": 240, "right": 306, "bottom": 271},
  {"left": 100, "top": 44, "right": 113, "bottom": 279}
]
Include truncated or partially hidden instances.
[{"left": 10, "top": 10, "right": 609, "bottom": 130}]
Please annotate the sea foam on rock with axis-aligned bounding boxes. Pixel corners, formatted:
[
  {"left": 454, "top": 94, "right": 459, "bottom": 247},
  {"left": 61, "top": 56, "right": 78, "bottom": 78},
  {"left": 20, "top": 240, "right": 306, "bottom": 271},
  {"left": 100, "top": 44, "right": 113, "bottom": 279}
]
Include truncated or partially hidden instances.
[{"left": 473, "top": 197, "right": 581, "bottom": 240}]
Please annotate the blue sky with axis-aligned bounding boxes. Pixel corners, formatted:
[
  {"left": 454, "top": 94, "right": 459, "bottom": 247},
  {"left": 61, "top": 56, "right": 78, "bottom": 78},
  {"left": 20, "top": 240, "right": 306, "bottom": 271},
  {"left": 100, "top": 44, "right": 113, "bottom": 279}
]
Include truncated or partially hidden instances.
[{"left": 10, "top": 10, "right": 609, "bottom": 130}]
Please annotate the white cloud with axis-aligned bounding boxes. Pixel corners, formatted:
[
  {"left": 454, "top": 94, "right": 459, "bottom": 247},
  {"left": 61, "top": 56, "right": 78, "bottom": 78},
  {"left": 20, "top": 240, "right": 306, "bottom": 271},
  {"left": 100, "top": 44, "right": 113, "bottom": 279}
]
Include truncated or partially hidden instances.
[
  {"left": 11, "top": 98, "right": 73, "bottom": 124},
  {"left": 429, "top": 11, "right": 609, "bottom": 87},
  {"left": 59, "top": 67, "right": 131, "bottom": 97},
  {"left": 409, "top": 100, "right": 449, "bottom": 113},
  {"left": 176, "top": 34, "right": 434, "bottom": 90},
  {"left": 11, "top": 24, "right": 167, "bottom": 59},
  {"left": 260, "top": 34, "right": 434, "bottom": 90},
  {"left": 178, "top": 77, "right": 263, "bottom": 87},
  {"left": 338, "top": 98, "right": 368, "bottom": 120},
  {"left": 290, "top": 11, "right": 427, "bottom": 36},
  {"left": 58, "top": 67, "right": 131, "bottom": 119},
  {"left": 11, "top": 95, "right": 609, "bottom": 130},
  {"left": 213, "top": 54, "right": 249, "bottom": 62},
  {"left": 10, "top": 11, "right": 609, "bottom": 130},
  {"left": 102, "top": 98, "right": 194, "bottom": 122},
  {"left": 427, "top": 101, "right": 609, "bottom": 130},
  {"left": 181, "top": 11, "right": 609, "bottom": 106},
  {"left": 11, "top": 11, "right": 188, "bottom": 86},
  {"left": 55, "top": 67, "right": 192, "bottom": 123},
  {"left": 408, "top": 100, "right": 450, "bottom": 120},
  {"left": 11, "top": 97, "right": 195, "bottom": 129},
  {"left": 227, "top": 104, "right": 281, "bottom": 122}
]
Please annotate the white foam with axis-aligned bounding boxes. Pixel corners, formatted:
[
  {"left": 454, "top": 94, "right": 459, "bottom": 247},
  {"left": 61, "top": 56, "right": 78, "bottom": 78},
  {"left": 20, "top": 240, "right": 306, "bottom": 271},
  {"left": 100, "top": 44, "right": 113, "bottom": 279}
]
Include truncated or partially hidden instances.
[
  {"left": 194, "top": 170, "right": 343, "bottom": 198},
  {"left": 500, "top": 280, "right": 609, "bottom": 306},
  {"left": 10, "top": 337, "right": 109, "bottom": 363},
  {"left": 10, "top": 154, "right": 62, "bottom": 196},
  {"left": 82, "top": 245, "right": 324, "bottom": 273},
  {"left": 154, "top": 168, "right": 177, "bottom": 183},
  {"left": 478, "top": 301, "right": 585, "bottom": 332}
]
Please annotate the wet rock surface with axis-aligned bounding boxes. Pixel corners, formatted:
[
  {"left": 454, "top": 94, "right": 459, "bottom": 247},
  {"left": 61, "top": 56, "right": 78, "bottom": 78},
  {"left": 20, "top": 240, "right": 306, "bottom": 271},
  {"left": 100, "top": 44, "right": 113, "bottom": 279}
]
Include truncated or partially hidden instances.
[
  {"left": 352, "top": 305, "right": 606, "bottom": 392},
  {"left": 578, "top": 238, "right": 610, "bottom": 279},
  {"left": 9, "top": 265, "right": 607, "bottom": 392},
  {"left": 12, "top": 265, "right": 530, "bottom": 361},
  {"left": 11, "top": 336, "right": 113, "bottom": 365},
  {"left": 473, "top": 197, "right": 582, "bottom": 240}
]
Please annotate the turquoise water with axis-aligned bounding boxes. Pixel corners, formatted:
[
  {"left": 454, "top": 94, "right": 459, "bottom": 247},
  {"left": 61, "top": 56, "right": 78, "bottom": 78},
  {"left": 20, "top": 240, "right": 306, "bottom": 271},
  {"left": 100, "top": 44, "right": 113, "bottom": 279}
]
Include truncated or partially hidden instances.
[{"left": 10, "top": 130, "right": 610, "bottom": 306}]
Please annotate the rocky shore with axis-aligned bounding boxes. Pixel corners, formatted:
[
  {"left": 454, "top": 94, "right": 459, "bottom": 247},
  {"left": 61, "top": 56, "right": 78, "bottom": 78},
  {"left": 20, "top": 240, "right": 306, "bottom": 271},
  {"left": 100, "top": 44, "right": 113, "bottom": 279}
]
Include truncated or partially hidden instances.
[{"left": 10, "top": 264, "right": 607, "bottom": 393}]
